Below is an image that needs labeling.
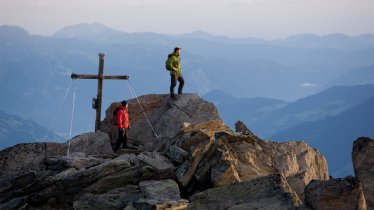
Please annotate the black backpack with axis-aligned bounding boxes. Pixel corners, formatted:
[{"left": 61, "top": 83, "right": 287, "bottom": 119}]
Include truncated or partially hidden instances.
[
  {"left": 165, "top": 53, "right": 173, "bottom": 71},
  {"left": 112, "top": 106, "right": 120, "bottom": 125}
]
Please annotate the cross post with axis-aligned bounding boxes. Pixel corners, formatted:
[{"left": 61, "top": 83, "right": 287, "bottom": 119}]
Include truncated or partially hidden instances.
[{"left": 71, "top": 53, "right": 129, "bottom": 132}]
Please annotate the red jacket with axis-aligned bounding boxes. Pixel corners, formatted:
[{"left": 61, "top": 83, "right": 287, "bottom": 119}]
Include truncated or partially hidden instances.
[{"left": 116, "top": 106, "right": 130, "bottom": 129}]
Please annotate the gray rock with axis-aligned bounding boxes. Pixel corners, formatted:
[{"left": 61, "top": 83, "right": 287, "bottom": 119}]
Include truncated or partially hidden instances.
[
  {"left": 138, "top": 152, "right": 175, "bottom": 171},
  {"left": 210, "top": 132, "right": 276, "bottom": 187},
  {"left": 101, "top": 94, "right": 225, "bottom": 150},
  {"left": 234, "top": 120, "right": 254, "bottom": 135},
  {"left": 10, "top": 172, "right": 37, "bottom": 190},
  {"left": 305, "top": 176, "right": 367, "bottom": 210},
  {"left": 261, "top": 140, "right": 329, "bottom": 199},
  {"left": 353, "top": 137, "right": 374, "bottom": 209},
  {"left": 176, "top": 135, "right": 214, "bottom": 188},
  {"left": 164, "top": 144, "right": 189, "bottom": 164},
  {"left": 133, "top": 199, "right": 188, "bottom": 210},
  {"left": 45, "top": 152, "right": 107, "bottom": 172},
  {"left": 136, "top": 179, "right": 189, "bottom": 209},
  {"left": 169, "top": 130, "right": 329, "bottom": 200},
  {"left": 3, "top": 152, "right": 173, "bottom": 208},
  {"left": 61, "top": 132, "right": 114, "bottom": 156},
  {"left": 188, "top": 174, "right": 302, "bottom": 210},
  {"left": 0, "top": 142, "right": 64, "bottom": 185},
  {"left": 0, "top": 196, "right": 29, "bottom": 210},
  {"left": 0, "top": 132, "right": 114, "bottom": 187},
  {"left": 139, "top": 179, "right": 181, "bottom": 201},
  {"left": 73, "top": 186, "right": 142, "bottom": 210}
]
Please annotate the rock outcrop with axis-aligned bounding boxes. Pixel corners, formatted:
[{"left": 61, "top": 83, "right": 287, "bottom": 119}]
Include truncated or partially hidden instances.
[
  {"left": 353, "top": 137, "right": 374, "bottom": 209},
  {"left": 188, "top": 174, "right": 302, "bottom": 210},
  {"left": 305, "top": 176, "right": 367, "bottom": 210},
  {"left": 0, "top": 149, "right": 175, "bottom": 209},
  {"left": 0, "top": 142, "right": 64, "bottom": 186},
  {"left": 163, "top": 129, "right": 329, "bottom": 199},
  {"left": 101, "top": 93, "right": 225, "bottom": 150},
  {"left": 134, "top": 179, "right": 188, "bottom": 209},
  {"left": 261, "top": 140, "right": 329, "bottom": 199},
  {"left": 0, "top": 93, "right": 335, "bottom": 209},
  {"left": 0, "top": 132, "right": 113, "bottom": 186}
]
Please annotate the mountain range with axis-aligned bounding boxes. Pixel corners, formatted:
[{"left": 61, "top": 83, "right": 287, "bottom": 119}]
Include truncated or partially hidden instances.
[
  {"left": 270, "top": 97, "right": 374, "bottom": 177},
  {"left": 0, "top": 110, "right": 61, "bottom": 150}
]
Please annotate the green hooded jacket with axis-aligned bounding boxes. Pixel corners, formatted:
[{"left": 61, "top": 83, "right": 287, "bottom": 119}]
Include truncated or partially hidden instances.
[{"left": 167, "top": 52, "right": 182, "bottom": 76}]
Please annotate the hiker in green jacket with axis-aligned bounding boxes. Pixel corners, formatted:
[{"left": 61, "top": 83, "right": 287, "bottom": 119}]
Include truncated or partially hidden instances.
[{"left": 166, "top": 47, "right": 184, "bottom": 100}]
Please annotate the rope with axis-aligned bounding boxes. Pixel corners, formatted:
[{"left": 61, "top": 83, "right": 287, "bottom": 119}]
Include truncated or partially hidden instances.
[
  {"left": 67, "top": 79, "right": 78, "bottom": 156},
  {"left": 126, "top": 80, "right": 159, "bottom": 139},
  {"left": 43, "top": 79, "right": 73, "bottom": 140}
]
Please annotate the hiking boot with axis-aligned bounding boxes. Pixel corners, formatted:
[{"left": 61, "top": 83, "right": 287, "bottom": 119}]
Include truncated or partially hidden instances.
[
  {"left": 170, "top": 93, "right": 177, "bottom": 100},
  {"left": 178, "top": 90, "right": 183, "bottom": 95}
]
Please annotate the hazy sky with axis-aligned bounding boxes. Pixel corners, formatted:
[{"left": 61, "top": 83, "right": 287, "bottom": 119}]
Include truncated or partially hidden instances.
[{"left": 1, "top": 0, "right": 373, "bottom": 39}]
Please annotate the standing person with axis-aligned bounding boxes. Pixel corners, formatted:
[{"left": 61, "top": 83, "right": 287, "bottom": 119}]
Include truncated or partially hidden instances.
[
  {"left": 114, "top": 100, "right": 130, "bottom": 151},
  {"left": 166, "top": 47, "right": 184, "bottom": 100}
]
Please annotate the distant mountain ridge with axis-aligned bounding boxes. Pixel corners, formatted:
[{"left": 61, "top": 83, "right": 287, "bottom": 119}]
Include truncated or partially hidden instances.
[
  {"left": 206, "top": 85, "right": 374, "bottom": 138},
  {"left": 330, "top": 64, "right": 374, "bottom": 86},
  {"left": 51, "top": 23, "right": 374, "bottom": 50},
  {"left": 0, "top": 110, "right": 62, "bottom": 150},
  {"left": 270, "top": 97, "right": 374, "bottom": 177},
  {"left": 271, "top": 33, "right": 374, "bottom": 51},
  {"left": 53, "top": 23, "right": 169, "bottom": 45}
]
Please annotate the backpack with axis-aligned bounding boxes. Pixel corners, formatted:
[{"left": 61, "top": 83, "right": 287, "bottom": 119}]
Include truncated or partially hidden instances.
[
  {"left": 112, "top": 106, "right": 120, "bottom": 125},
  {"left": 165, "top": 53, "right": 173, "bottom": 71}
]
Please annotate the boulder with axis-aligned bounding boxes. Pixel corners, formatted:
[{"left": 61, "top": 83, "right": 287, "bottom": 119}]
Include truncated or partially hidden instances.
[
  {"left": 261, "top": 140, "right": 329, "bottom": 199},
  {"left": 353, "top": 137, "right": 374, "bottom": 209},
  {"left": 210, "top": 132, "right": 276, "bottom": 187},
  {"left": 101, "top": 94, "right": 225, "bottom": 150},
  {"left": 305, "top": 176, "right": 367, "bottom": 210},
  {"left": 61, "top": 132, "right": 114, "bottom": 156},
  {"left": 188, "top": 174, "right": 302, "bottom": 210},
  {"left": 45, "top": 152, "right": 107, "bottom": 172},
  {"left": 73, "top": 186, "right": 142, "bottom": 210},
  {"left": 0, "top": 132, "right": 114, "bottom": 188},
  {"left": 175, "top": 131, "right": 215, "bottom": 188},
  {"left": 0, "top": 196, "right": 29, "bottom": 210},
  {"left": 0, "top": 142, "right": 64, "bottom": 186},
  {"left": 133, "top": 179, "right": 188, "bottom": 210},
  {"left": 235, "top": 120, "right": 255, "bottom": 136}
]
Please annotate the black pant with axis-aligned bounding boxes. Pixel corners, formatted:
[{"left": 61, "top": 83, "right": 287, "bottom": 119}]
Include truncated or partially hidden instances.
[
  {"left": 115, "top": 128, "right": 128, "bottom": 151},
  {"left": 170, "top": 74, "right": 184, "bottom": 94}
]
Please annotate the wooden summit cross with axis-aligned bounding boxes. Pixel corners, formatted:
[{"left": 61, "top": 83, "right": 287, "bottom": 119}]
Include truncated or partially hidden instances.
[{"left": 71, "top": 53, "right": 129, "bottom": 132}]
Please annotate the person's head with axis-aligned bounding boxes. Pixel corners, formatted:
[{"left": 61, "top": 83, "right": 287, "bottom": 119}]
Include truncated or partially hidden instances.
[
  {"left": 121, "top": 100, "right": 128, "bottom": 108},
  {"left": 174, "top": 47, "right": 181, "bottom": 55}
]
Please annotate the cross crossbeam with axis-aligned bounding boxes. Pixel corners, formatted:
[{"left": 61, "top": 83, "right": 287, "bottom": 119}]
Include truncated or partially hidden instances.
[{"left": 71, "top": 53, "right": 129, "bottom": 132}]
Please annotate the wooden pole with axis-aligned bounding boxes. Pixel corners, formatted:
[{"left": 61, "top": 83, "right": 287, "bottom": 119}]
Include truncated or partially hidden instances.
[{"left": 95, "top": 53, "right": 105, "bottom": 132}]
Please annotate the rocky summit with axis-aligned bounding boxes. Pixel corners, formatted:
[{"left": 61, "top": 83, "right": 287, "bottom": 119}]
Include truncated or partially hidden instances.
[{"left": 0, "top": 93, "right": 372, "bottom": 210}]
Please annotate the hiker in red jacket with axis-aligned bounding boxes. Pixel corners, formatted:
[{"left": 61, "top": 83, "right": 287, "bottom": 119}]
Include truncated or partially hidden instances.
[{"left": 114, "top": 100, "right": 130, "bottom": 151}]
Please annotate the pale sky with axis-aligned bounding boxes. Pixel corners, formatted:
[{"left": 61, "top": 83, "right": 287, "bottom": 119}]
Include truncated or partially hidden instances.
[{"left": 1, "top": 0, "right": 373, "bottom": 39}]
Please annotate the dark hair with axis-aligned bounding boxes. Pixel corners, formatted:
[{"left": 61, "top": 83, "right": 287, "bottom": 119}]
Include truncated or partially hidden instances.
[
  {"left": 174, "top": 47, "right": 181, "bottom": 52},
  {"left": 121, "top": 100, "right": 128, "bottom": 106}
]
